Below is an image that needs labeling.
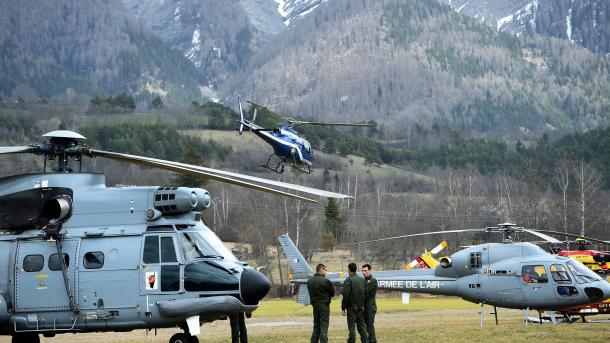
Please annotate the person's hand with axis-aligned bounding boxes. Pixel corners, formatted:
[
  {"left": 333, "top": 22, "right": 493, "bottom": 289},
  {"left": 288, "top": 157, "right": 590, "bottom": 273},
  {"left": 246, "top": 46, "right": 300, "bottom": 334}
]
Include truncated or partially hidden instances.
[{"left": 341, "top": 309, "right": 346, "bottom": 316}]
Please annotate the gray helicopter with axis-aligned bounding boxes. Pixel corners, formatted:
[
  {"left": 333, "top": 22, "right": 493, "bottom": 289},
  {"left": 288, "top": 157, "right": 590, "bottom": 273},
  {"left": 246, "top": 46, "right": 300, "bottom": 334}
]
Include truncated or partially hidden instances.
[
  {"left": 279, "top": 223, "right": 610, "bottom": 324},
  {"left": 0, "top": 130, "right": 350, "bottom": 343}
]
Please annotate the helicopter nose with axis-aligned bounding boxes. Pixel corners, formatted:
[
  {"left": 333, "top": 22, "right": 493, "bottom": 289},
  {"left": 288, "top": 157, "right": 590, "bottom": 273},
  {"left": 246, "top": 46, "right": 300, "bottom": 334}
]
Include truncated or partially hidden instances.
[
  {"left": 585, "top": 280, "right": 610, "bottom": 302},
  {"left": 598, "top": 280, "right": 610, "bottom": 301},
  {"left": 240, "top": 268, "right": 271, "bottom": 305}
]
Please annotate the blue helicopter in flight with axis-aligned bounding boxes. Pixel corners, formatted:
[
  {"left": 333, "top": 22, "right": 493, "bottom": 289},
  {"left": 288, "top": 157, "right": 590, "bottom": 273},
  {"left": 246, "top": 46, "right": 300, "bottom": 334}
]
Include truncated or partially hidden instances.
[{"left": 237, "top": 99, "right": 371, "bottom": 174}]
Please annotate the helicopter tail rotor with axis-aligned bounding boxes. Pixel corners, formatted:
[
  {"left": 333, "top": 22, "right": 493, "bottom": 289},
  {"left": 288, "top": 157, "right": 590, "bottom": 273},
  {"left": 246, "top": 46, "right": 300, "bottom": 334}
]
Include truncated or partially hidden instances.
[{"left": 237, "top": 98, "right": 245, "bottom": 135}]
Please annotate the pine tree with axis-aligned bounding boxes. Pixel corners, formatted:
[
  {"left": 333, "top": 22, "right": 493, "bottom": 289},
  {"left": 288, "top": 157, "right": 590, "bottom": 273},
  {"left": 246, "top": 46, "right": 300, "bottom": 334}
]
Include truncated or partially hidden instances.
[
  {"left": 323, "top": 198, "right": 344, "bottom": 248},
  {"left": 172, "top": 147, "right": 207, "bottom": 187}
]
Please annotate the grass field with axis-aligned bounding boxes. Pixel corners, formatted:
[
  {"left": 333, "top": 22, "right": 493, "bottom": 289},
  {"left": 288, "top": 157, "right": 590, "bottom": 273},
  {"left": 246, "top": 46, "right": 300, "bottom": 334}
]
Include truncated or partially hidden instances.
[{"left": 28, "top": 297, "right": 610, "bottom": 343}]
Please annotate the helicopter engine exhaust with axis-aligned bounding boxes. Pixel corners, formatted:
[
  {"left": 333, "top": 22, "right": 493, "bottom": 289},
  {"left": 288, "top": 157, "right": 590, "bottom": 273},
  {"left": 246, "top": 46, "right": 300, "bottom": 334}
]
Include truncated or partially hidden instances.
[
  {"left": 42, "top": 196, "right": 72, "bottom": 221},
  {"left": 153, "top": 187, "right": 212, "bottom": 215},
  {"left": 439, "top": 256, "right": 452, "bottom": 268}
]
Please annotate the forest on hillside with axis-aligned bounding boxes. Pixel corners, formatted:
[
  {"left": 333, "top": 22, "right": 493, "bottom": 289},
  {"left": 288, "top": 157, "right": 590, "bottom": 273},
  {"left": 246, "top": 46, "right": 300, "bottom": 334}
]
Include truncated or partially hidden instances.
[{"left": 1, "top": 100, "right": 608, "bottom": 295}]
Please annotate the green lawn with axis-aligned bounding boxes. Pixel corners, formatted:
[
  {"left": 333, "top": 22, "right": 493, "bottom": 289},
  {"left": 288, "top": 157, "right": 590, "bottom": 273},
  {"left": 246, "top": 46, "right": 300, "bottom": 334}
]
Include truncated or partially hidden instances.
[{"left": 38, "top": 297, "right": 610, "bottom": 343}]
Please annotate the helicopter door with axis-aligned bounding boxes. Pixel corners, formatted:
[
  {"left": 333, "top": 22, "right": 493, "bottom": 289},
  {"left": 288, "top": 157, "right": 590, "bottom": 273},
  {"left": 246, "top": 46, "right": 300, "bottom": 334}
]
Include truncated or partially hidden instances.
[
  {"left": 15, "top": 239, "right": 79, "bottom": 311},
  {"left": 521, "top": 264, "right": 554, "bottom": 303},
  {"left": 140, "top": 234, "right": 181, "bottom": 295}
]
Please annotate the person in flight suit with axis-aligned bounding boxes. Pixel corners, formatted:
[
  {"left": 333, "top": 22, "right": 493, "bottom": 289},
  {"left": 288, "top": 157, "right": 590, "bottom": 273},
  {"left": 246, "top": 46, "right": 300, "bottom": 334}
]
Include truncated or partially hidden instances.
[
  {"left": 342, "top": 262, "right": 369, "bottom": 343},
  {"left": 362, "top": 264, "right": 377, "bottom": 343},
  {"left": 307, "top": 263, "right": 335, "bottom": 343}
]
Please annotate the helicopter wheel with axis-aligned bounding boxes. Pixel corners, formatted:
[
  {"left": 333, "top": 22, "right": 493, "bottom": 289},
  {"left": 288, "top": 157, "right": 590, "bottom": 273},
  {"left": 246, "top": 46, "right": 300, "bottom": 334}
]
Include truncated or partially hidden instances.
[
  {"left": 11, "top": 333, "right": 40, "bottom": 343},
  {"left": 169, "top": 333, "right": 199, "bottom": 343}
]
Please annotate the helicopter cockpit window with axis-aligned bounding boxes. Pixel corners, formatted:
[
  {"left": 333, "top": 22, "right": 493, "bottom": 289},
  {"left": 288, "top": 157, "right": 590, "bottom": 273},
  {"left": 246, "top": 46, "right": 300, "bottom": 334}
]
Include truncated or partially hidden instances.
[
  {"left": 469, "top": 252, "right": 482, "bottom": 268},
  {"left": 23, "top": 254, "right": 44, "bottom": 272},
  {"left": 179, "top": 227, "right": 238, "bottom": 262},
  {"left": 83, "top": 252, "right": 104, "bottom": 269},
  {"left": 161, "top": 237, "right": 178, "bottom": 263},
  {"left": 143, "top": 236, "right": 160, "bottom": 264},
  {"left": 522, "top": 265, "right": 548, "bottom": 283},
  {"left": 550, "top": 264, "right": 571, "bottom": 284},
  {"left": 566, "top": 260, "right": 603, "bottom": 284},
  {"left": 49, "top": 253, "right": 70, "bottom": 271},
  {"left": 301, "top": 139, "right": 312, "bottom": 152}
]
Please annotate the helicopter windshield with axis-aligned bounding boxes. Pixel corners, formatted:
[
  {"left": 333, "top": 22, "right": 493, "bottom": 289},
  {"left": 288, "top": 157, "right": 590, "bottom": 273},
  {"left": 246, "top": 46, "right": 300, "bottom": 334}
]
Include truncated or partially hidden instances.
[
  {"left": 179, "top": 226, "right": 238, "bottom": 262},
  {"left": 566, "top": 260, "right": 603, "bottom": 283},
  {"left": 295, "top": 137, "right": 311, "bottom": 152}
]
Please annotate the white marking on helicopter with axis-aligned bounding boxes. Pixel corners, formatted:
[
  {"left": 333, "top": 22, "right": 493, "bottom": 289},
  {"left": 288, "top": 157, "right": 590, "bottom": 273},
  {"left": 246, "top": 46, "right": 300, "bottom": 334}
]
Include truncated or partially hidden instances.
[{"left": 378, "top": 280, "right": 441, "bottom": 289}]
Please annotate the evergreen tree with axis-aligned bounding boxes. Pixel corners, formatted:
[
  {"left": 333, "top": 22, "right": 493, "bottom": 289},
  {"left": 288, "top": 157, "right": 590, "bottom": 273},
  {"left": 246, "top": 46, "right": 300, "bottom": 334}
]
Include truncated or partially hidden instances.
[
  {"left": 151, "top": 95, "right": 164, "bottom": 110},
  {"left": 323, "top": 198, "right": 344, "bottom": 247},
  {"left": 171, "top": 147, "right": 207, "bottom": 187}
]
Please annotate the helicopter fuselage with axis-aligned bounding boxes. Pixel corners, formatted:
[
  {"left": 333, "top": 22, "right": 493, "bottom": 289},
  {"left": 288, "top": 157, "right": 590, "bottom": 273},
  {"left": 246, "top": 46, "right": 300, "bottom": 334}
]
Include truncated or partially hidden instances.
[{"left": 0, "top": 173, "right": 270, "bottom": 337}]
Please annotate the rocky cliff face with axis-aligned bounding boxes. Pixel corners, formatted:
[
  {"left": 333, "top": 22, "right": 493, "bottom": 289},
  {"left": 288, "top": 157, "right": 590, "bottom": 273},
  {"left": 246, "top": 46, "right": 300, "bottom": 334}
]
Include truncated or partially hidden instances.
[{"left": 441, "top": 0, "right": 609, "bottom": 54}]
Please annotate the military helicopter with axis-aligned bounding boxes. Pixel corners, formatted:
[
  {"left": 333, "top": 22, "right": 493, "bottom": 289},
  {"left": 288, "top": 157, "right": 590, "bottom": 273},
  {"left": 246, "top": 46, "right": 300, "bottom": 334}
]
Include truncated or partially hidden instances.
[
  {"left": 278, "top": 223, "right": 610, "bottom": 325},
  {"left": 0, "top": 130, "right": 350, "bottom": 343},
  {"left": 237, "top": 100, "right": 371, "bottom": 174}
]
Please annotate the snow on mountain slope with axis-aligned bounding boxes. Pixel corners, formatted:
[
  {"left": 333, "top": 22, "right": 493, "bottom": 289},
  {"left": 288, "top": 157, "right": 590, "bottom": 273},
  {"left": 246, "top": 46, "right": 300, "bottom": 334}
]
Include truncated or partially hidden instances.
[
  {"left": 275, "top": 0, "right": 329, "bottom": 26},
  {"left": 441, "top": 0, "right": 609, "bottom": 54}
]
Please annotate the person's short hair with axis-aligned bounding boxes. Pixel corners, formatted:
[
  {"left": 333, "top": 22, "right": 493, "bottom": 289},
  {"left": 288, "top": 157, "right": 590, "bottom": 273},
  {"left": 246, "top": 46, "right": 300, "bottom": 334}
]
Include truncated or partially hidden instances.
[
  {"left": 316, "top": 263, "right": 327, "bottom": 272},
  {"left": 362, "top": 264, "right": 372, "bottom": 270},
  {"left": 348, "top": 262, "right": 357, "bottom": 273}
]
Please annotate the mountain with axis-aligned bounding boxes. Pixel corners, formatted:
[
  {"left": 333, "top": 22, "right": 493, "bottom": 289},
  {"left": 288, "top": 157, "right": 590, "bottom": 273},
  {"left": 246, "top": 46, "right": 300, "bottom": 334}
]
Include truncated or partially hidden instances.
[
  {"left": 0, "top": 0, "right": 204, "bottom": 104},
  {"left": 441, "top": 0, "right": 610, "bottom": 55},
  {"left": 118, "top": 0, "right": 329, "bottom": 91},
  {"left": 236, "top": 0, "right": 609, "bottom": 138},
  {"left": 119, "top": 0, "right": 259, "bottom": 93}
]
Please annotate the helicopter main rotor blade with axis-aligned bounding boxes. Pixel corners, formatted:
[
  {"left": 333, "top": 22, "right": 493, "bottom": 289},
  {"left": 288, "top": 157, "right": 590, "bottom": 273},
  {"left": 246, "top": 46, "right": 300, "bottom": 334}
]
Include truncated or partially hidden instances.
[
  {"left": 532, "top": 229, "right": 610, "bottom": 245},
  {"left": 0, "top": 146, "right": 36, "bottom": 155},
  {"left": 163, "top": 161, "right": 352, "bottom": 200},
  {"left": 84, "top": 149, "right": 318, "bottom": 203},
  {"left": 291, "top": 121, "right": 372, "bottom": 127},
  {"left": 348, "top": 229, "right": 486, "bottom": 246},
  {"left": 518, "top": 229, "right": 562, "bottom": 243}
]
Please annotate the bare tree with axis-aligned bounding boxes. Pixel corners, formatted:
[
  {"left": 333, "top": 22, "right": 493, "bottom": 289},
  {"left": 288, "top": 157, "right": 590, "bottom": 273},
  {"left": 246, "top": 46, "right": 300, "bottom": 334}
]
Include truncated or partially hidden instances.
[
  {"left": 572, "top": 160, "right": 602, "bottom": 237},
  {"left": 554, "top": 159, "right": 571, "bottom": 234}
]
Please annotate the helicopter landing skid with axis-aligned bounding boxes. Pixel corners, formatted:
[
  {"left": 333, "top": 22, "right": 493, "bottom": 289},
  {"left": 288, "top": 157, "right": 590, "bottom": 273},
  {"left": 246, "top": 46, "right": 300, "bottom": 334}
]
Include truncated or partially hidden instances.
[{"left": 261, "top": 154, "right": 285, "bottom": 174}]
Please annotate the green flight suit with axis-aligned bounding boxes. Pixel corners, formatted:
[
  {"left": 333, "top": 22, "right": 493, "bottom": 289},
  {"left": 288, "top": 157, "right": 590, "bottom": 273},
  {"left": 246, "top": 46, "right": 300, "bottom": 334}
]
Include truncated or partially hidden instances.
[
  {"left": 364, "top": 275, "right": 377, "bottom": 343},
  {"left": 342, "top": 274, "right": 369, "bottom": 343},
  {"left": 307, "top": 272, "right": 335, "bottom": 343}
]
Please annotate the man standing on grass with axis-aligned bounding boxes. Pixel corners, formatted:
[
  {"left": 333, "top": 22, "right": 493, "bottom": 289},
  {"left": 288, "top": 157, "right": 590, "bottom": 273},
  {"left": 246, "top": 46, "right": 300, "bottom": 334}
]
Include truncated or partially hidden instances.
[
  {"left": 307, "top": 263, "right": 335, "bottom": 343},
  {"left": 362, "top": 264, "right": 377, "bottom": 343},
  {"left": 342, "top": 262, "right": 369, "bottom": 343}
]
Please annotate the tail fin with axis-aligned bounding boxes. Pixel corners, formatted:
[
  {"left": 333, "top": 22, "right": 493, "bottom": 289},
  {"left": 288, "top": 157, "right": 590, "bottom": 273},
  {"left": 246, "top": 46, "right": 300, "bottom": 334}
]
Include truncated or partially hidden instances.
[
  {"left": 237, "top": 98, "right": 245, "bottom": 135},
  {"left": 278, "top": 234, "right": 314, "bottom": 276},
  {"left": 278, "top": 234, "right": 314, "bottom": 305}
]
